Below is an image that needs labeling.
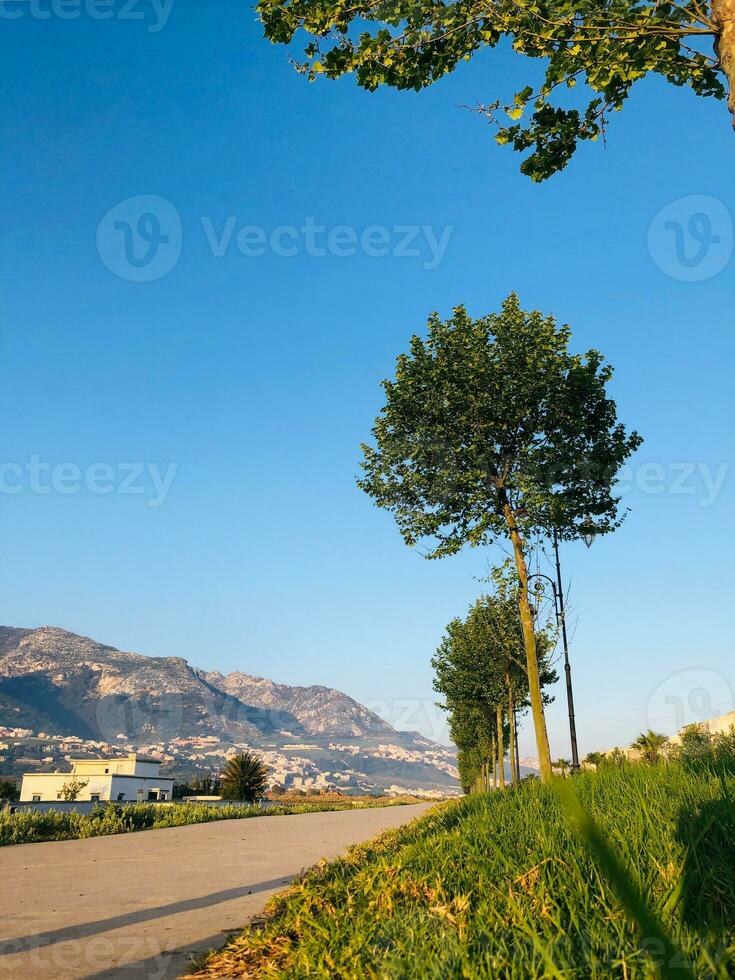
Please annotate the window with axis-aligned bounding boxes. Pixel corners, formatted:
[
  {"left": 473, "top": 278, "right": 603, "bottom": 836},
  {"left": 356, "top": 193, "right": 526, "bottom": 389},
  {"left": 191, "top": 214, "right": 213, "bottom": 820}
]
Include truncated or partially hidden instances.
[
  {"left": 104, "top": 768, "right": 109, "bottom": 774},
  {"left": 57, "top": 792, "right": 62, "bottom": 799},
  {"left": 32, "top": 794, "right": 41, "bottom": 802},
  {"left": 117, "top": 793, "right": 125, "bottom": 801},
  {"left": 159, "top": 792, "right": 168, "bottom": 800},
  {"left": 147, "top": 790, "right": 157, "bottom": 801},
  {"left": 90, "top": 794, "right": 100, "bottom": 803}
]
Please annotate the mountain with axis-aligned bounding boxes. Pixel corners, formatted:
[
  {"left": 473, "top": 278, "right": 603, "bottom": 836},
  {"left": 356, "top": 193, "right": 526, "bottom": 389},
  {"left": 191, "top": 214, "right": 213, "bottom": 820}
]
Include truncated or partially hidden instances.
[
  {"left": 203, "top": 671, "right": 390, "bottom": 738},
  {"left": 0, "top": 626, "right": 395, "bottom": 743},
  {"left": 0, "top": 626, "right": 460, "bottom": 795}
]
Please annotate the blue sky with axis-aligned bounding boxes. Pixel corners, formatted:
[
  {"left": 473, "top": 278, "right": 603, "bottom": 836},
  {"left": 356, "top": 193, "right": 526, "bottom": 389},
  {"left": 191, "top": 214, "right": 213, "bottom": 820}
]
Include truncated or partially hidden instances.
[{"left": 1, "top": 1, "right": 734, "bottom": 758}]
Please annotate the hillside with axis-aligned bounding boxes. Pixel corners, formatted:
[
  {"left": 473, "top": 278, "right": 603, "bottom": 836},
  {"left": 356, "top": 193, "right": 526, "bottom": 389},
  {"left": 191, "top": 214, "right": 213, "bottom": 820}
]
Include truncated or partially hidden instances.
[{"left": 0, "top": 626, "right": 459, "bottom": 795}]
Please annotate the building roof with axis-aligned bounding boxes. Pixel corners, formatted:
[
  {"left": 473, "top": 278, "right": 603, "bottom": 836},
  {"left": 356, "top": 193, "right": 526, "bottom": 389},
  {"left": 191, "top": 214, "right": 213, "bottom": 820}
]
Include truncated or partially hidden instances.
[{"left": 69, "top": 753, "right": 160, "bottom": 763}]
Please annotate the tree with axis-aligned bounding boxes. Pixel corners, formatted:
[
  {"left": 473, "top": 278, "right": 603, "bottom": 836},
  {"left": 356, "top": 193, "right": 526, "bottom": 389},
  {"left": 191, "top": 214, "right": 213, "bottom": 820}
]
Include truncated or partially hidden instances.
[
  {"left": 258, "top": 0, "right": 730, "bottom": 180},
  {"left": 677, "top": 723, "right": 713, "bottom": 759},
  {"left": 632, "top": 729, "right": 668, "bottom": 763},
  {"left": 0, "top": 779, "right": 19, "bottom": 802},
  {"left": 554, "top": 758, "right": 571, "bottom": 776},
  {"left": 190, "top": 774, "right": 221, "bottom": 796},
  {"left": 448, "top": 699, "right": 497, "bottom": 792},
  {"left": 583, "top": 751, "right": 605, "bottom": 768},
  {"left": 220, "top": 752, "right": 269, "bottom": 803},
  {"left": 359, "top": 295, "right": 641, "bottom": 781},
  {"left": 60, "top": 778, "right": 88, "bottom": 801},
  {"left": 433, "top": 587, "right": 557, "bottom": 789}
]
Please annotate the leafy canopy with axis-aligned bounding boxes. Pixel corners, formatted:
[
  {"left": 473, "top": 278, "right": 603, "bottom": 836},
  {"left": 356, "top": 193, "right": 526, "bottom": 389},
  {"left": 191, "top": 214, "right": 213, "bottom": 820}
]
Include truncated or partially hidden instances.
[
  {"left": 358, "top": 293, "right": 642, "bottom": 558},
  {"left": 433, "top": 591, "right": 556, "bottom": 713},
  {"left": 433, "top": 586, "right": 557, "bottom": 789},
  {"left": 221, "top": 751, "right": 270, "bottom": 803},
  {"left": 257, "top": 0, "right": 726, "bottom": 179}
]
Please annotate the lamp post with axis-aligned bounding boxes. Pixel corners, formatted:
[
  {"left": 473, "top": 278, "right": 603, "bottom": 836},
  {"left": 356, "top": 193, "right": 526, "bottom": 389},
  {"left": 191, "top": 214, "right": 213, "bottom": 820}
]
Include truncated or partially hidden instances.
[
  {"left": 527, "top": 536, "right": 581, "bottom": 771},
  {"left": 552, "top": 529, "right": 580, "bottom": 771}
]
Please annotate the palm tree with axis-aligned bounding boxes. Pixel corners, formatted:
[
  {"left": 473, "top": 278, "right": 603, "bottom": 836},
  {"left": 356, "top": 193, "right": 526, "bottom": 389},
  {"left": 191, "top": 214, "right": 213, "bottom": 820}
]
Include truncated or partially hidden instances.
[
  {"left": 584, "top": 751, "right": 605, "bottom": 769},
  {"left": 554, "top": 758, "right": 571, "bottom": 777},
  {"left": 632, "top": 730, "right": 668, "bottom": 764},
  {"left": 220, "top": 752, "right": 269, "bottom": 803}
]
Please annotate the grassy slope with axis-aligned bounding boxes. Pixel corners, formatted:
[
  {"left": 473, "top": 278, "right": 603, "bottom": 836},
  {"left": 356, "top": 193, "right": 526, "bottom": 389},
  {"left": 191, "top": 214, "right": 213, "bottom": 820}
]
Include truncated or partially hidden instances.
[
  {"left": 0, "top": 797, "right": 414, "bottom": 847},
  {"left": 191, "top": 762, "right": 735, "bottom": 978}
]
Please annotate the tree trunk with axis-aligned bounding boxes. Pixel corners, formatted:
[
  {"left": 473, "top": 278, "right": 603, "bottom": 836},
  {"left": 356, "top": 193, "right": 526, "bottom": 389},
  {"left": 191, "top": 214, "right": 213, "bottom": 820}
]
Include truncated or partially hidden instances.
[
  {"left": 715, "top": 0, "right": 735, "bottom": 126},
  {"left": 492, "top": 735, "right": 497, "bottom": 789},
  {"left": 501, "top": 498, "right": 553, "bottom": 782},
  {"left": 496, "top": 702, "right": 506, "bottom": 788},
  {"left": 507, "top": 675, "right": 517, "bottom": 785},
  {"left": 512, "top": 709, "right": 520, "bottom": 782}
]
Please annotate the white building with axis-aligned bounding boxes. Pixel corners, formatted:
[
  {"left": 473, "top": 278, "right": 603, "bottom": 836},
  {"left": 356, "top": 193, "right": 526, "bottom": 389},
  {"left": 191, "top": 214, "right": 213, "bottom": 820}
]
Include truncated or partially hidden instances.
[{"left": 20, "top": 753, "right": 174, "bottom": 803}]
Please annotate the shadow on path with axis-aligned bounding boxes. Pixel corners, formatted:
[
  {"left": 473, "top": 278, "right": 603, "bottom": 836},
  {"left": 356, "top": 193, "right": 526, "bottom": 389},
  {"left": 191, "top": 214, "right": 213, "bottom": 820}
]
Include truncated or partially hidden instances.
[
  {"left": 82, "top": 930, "right": 237, "bottom": 980},
  {"left": 0, "top": 877, "right": 291, "bottom": 956}
]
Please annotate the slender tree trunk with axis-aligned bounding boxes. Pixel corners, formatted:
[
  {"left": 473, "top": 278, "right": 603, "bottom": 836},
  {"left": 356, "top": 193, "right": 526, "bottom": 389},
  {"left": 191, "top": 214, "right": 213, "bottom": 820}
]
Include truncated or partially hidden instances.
[
  {"left": 715, "top": 0, "right": 735, "bottom": 126},
  {"left": 512, "top": 709, "right": 520, "bottom": 782},
  {"left": 507, "top": 675, "right": 517, "bottom": 785},
  {"left": 501, "top": 497, "right": 553, "bottom": 782},
  {"left": 492, "top": 735, "right": 497, "bottom": 789},
  {"left": 496, "top": 702, "right": 506, "bottom": 788}
]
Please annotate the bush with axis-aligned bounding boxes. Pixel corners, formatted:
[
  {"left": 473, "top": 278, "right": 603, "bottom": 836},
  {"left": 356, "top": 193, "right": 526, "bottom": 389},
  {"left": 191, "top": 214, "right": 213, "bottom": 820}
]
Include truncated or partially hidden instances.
[
  {"left": 0, "top": 797, "right": 411, "bottom": 847},
  {"left": 220, "top": 752, "right": 269, "bottom": 803}
]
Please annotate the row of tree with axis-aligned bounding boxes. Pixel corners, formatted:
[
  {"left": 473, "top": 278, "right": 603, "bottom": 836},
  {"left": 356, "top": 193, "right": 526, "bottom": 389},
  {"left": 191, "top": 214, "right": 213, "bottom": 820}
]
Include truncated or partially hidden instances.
[
  {"left": 432, "top": 570, "right": 558, "bottom": 793},
  {"left": 357, "top": 295, "right": 641, "bottom": 783}
]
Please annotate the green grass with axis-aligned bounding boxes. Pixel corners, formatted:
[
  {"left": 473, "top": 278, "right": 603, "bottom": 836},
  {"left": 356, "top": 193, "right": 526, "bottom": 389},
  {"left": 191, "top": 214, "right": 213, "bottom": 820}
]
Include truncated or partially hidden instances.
[
  {"left": 190, "top": 761, "right": 735, "bottom": 978},
  {"left": 0, "top": 797, "right": 413, "bottom": 847}
]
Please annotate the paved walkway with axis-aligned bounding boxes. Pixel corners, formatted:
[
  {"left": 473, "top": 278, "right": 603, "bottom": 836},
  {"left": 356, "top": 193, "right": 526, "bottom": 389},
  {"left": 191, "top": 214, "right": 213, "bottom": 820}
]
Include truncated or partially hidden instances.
[{"left": 0, "top": 803, "right": 432, "bottom": 979}]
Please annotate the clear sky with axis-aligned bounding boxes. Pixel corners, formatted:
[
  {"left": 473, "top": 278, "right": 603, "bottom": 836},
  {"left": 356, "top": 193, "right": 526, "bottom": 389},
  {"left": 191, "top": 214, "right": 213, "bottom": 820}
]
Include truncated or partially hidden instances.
[{"left": 1, "top": 1, "right": 734, "bottom": 760}]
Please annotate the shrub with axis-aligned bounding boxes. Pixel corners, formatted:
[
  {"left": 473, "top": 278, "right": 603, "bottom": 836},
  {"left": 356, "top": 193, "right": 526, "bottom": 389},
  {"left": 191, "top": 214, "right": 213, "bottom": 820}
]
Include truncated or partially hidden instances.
[
  {"left": 0, "top": 797, "right": 409, "bottom": 847},
  {"left": 220, "top": 752, "right": 269, "bottom": 803}
]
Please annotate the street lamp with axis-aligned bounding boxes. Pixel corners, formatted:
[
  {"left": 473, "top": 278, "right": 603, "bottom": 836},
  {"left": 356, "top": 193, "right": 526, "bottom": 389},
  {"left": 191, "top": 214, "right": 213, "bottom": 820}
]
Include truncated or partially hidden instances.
[
  {"left": 551, "top": 528, "right": 579, "bottom": 772},
  {"left": 526, "top": 531, "right": 580, "bottom": 772}
]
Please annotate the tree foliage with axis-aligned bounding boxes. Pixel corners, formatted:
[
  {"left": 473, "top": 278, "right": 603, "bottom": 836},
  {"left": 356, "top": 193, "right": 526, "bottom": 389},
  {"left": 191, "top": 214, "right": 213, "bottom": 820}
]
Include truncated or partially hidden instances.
[
  {"left": 433, "top": 586, "right": 557, "bottom": 792},
  {"left": 358, "top": 294, "right": 641, "bottom": 780},
  {"left": 0, "top": 779, "right": 19, "bottom": 802},
  {"left": 257, "top": 0, "right": 731, "bottom": 180},
  {"left": 632, "top": 729, "right": 669, "bottom": 762},
  {"left": 220, "top": 752, "right": 269, "bottom": 803},
  {"left": 60, "top": 778, "right": 88, "bottom": 802},
  {"left": 358, "top": 295, "right": 641, "bottom": 556}
]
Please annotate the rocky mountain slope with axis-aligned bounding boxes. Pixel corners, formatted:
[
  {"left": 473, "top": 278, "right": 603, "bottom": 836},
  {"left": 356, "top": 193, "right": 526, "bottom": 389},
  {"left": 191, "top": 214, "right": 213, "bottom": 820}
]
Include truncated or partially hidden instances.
[
  {"left": 204, "top": 671, "right": 389, "bottom": 738},
  {"left": 0, "top": 625, "right": 459, "bottom": 795},
  {"left": 0, "top": 626, "right": 396, "bottom": 744}
]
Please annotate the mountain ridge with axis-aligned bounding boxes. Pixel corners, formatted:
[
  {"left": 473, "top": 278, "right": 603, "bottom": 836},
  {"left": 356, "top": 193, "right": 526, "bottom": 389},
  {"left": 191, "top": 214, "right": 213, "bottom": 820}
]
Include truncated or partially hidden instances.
[
  {"left": 0, "top": 624, "right": 460, "bottom": 795},
  {"left": 0, "top": 625, "right": 397, "bottom": 743}
]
